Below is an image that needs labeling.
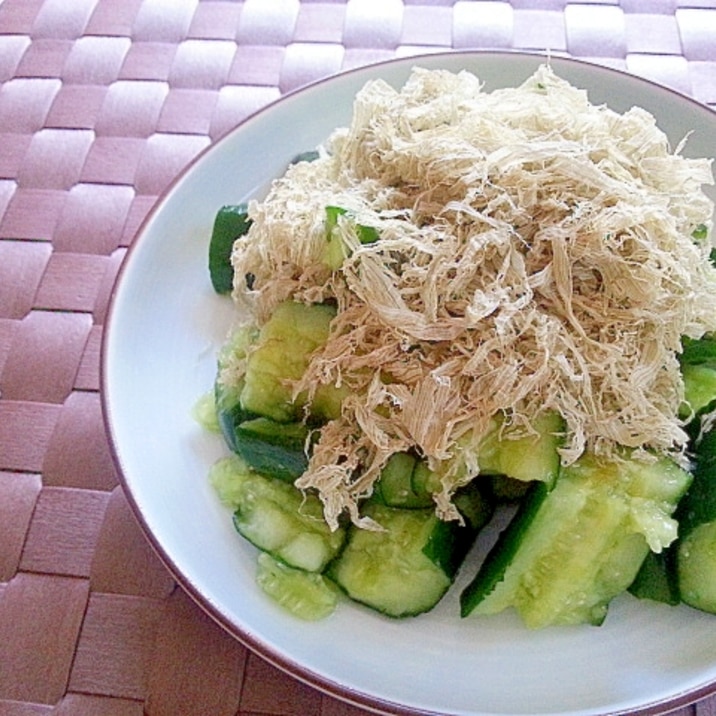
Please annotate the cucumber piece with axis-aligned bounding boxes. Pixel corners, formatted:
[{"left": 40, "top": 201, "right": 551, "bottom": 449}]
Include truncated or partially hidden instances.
[
  {"left": 677, "top": 427, "right": 716, "bottom": 537},
  {"left": 680, "top": 334, "right": 716, "bottom": 368},
  {"left": 208, "top": 204, "right": 252, "bottom": 294},
  {"left": 192, "top": 390, "right": 220, "bottom": 433},
  {"left": 209, "top": 454, "right": 255, "bottom": 508},
  {"left": 240, "top": 301, "right": 342, "bottom": 423},
  {"left": 461, "top": 452, "right": 691, "bottom": 628},
  {"left": 453, "top": 481, "right": 495, "bottom": 532},
  {"left": 692, "top": 223, "right": 709, "bottom": 241},
  {"left": 232, "top": 417, "right": 310, "bottom": 483},
  {"left": 373, "top": 454, "right": 496, "bottom": 532},
  {"left": 214, "top": 326, "right": 260, "bottom": 452},
  {"left": 289, "top": 150, "right": 320, "bottom": 165},
  {"left": 255, "top": 553, "right": 339, "bottom": 621},
  {"left": 210, "top": 457, "right": 345, "bottom": 572},
  {"left": 373, "top": 452, "right": 434, "bottom": 509},
  {"left": 329, "top": 502, "right": 479, "bottom": 617},
  {"left": 673, "top": 427, "right": 716, "bottom": 614},
  {"left": 678, "top": 335, "right": 716, "bottom": 416},
  {"left": 460, "top": 481, "right": 549, "bottom": 619},
  {"left": 420, "top": 411, "right": 562, "bottom": 513},
  {"left": 677, "top": 522, "right": 716, "bottom": 613},
  {"left": 476, "top": 410, "right": 563, "bottom": 485},
  {"left": 325, "top": 206, "right": 379, "bottom": 245},
  {"left": 681, "top": 364, "right": 716, "bottom": 417},
  {"left": 629, "top": 549, "right": 680, "bottom": 606},
  {"left": 323, "top": 205, "right": 379, "bottom": 270},
  {"left": 628, "top": 426, "right": 716, "bottom": 608},
  {"left": 215, "top": 378, "right": 251, "bottom": 453},
  {"left": 488, "top": 474, "right": 532, "bottom": 502}
]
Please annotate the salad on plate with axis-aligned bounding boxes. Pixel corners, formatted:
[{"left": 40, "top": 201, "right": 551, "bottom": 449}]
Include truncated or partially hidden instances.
[{"left": 196, "top": 63, "right": 716, "bottom": 629}]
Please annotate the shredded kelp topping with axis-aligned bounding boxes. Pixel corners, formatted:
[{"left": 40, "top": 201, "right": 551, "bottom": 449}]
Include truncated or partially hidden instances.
[{"left": 230, "top": 65, "right": 716, "bottom": 529}]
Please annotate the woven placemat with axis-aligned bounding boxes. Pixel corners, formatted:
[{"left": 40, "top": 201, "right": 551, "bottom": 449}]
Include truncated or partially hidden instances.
[{"left": 1, "top": 1, "right": 716, "bottom": 714}]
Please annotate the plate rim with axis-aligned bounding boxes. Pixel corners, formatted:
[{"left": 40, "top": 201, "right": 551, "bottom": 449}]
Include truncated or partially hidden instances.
[{"left": 100, "top": 48, "right": 716, "bottom": 716}]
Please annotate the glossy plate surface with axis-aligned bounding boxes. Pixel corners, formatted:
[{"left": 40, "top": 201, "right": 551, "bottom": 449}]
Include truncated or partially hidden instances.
[{"left": 103, "top": 51, "right": 716, "bottom": 716}]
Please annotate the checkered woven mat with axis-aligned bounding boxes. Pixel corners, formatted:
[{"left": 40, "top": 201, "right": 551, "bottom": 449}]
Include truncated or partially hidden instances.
[{"left": 1, "top": 1, "right": 716, "bottom": 714}]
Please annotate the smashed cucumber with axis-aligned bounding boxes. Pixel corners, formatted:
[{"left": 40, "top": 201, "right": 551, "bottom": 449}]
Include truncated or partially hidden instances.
[
  {"left": 474, "top": 410, "right": 564, "bottom": 485},
  {"left": 373, "top": 411, "right": 563, "bottom": 511},
  {"left": 675, "top": 426, "right": 716, "bottom": 613},
  {"left": 256, "top": 553, "right": 339, "bottom": 621},
  {"left": 239, "top": 300, "right": 346, "bottom": 423},
  {"left": 214, "top": 325, "right": 259, "bottom": 453},
  {"left": 461, "top": 452, "right": 691, "bottom": 628},
  {"left": 208, "top": 204, "right": 252, "bottom": 294},
  {"left": 214, "top": 301, "right": 348, "bottom": 479},
  {"left": 210, "top": 453, "right": 492, "bottom": 620},
  {"left": 231, "top": 417, "right": 310, "bottom": 483},
  {"left": 329, "top": 500, "right": 485, "bottom": 618},
  {"left": 209, "top": 455, "right": 345, "bottom": 573},
  {"left": 323, "top": 205, "right": 380, "bottom": 270},
  {"left": 373, "top": 452, "right": 435, "bottom": 509},
  {"left": 679, "top": 334, "right": 716, "bottom": 417},
  {"left": 630, "top": 335, "right": 716, "bottom": 614}
]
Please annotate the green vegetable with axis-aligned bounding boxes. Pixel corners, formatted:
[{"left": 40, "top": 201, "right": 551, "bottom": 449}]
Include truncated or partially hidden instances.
[
  {"left": 676, "top": 335, "right": 716, "bottom": 417},
  {"left": 677, "top": 522, "right": 716, "bottom": 613},
  {"left": 208, "top": 204, "right": 252, "bottom": 294},
  {"left": 630, "top": 423, "right": 716, "bottom": 614},
  {"left": 460, "top": 481, "right": 550, "bottom": 619},
  {"left": 192, "top": 391, "right": 220, "bottom": 433},
  {"left": 680, "top": 335, "right": 716, "bottom": 367},
  {"left": 232, "top": 417, "right": 310, "bottom": 483},
  {"left": 692, "top": 223, "right": 709, "bottom": 241},
  {"left": 290, "top": 149, "right": 320, "bottom": 165},
  {"left": 213, "top": 326, "right": 259, "bottom": 452},
  {"left": 461, "top": 452, "right": 691, "bottom": 628},
  {"left": 256, "top": 553, "right": 339, "bottom": 621},
  {"left": 628, "top": 550, "right": 680, "bottom": 606},
  {"left": 329, "top": 501, "right": 481, "bottom": 617},
  {"left": 474, "top": 410, "right": 564, "bottom": 486},
  {"left": 681, "top": 364, "right": 716, "bottom": 417},
  {"left": 240, "top": 301, "right": 344, "bottom": 423},
  {"left": 373, "top": 452, "right": 435, "bottom": 509},
  {"left": 323, "top": 205, "right": 380, "bottom": 269},
  {"left": 210, "top": 455, "right": 345, "bottom": 572},
  {"left": 674, "top": 427, "right": 716, "bottom": 613}
]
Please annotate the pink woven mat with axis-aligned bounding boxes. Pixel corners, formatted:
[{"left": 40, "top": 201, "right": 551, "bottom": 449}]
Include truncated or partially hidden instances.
[{"left": 1, "top": 1, "right": 716, "bottom": 714}]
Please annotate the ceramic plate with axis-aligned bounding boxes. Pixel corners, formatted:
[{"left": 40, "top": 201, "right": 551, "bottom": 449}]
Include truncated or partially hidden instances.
[{"left": 102, "top": 51, "right": 716, "bottom": 716}]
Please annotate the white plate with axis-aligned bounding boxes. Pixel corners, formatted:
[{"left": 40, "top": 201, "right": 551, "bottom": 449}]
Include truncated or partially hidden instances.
[{"left": 102, "top": 51, "right": 716, "bottom": 716}]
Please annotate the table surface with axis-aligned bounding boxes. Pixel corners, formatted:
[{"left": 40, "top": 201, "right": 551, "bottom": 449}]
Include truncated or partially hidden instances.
[{"left": 2, "top": 1, "right": 716, "bottom": 715}]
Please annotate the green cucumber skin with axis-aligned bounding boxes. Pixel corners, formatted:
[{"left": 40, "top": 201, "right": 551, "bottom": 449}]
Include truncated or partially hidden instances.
[
  {"left": 373, "top": 452, "right": 435, "bottom": 509},
  {"left": 680, "top": 335, "right": 716, "bottom": 368},
  {"left": 628, "top": 549, "right": 680, "bottom": 606},
  {"left": 209, "top": 204, "right": 252, "bottom": 294},
  {"left": 290, "top": 150, "right": 320, "bottom": 165},
  {"left": 215, "top": 378, "right": 256, "bottom": 454},
  {"left": 219, "top": 463, "right": 345, "bottom": 573},
  {"left": 677, "top": 522, "right": 716, "bottom": 613},
  {"left": 461, "top": 454, "right": 690, "bottom": 627},
  {"left": 232, "top": 418, "right": 310, "bottom": 483},
  {"left": 421, "top": 515, "right": 480, "bottom": 579},
  {"left": 240, "top": 301, "right": 337, "bottom": 423},
  {"left": 677, "top": 429, "right": 716, "bottom": 536},
  {"left": 671, "top": 426, "right": 716, "bottom": 613},
  {"left": 460, "top": 481, "right": 549, "bottom": 617},
  {"left": 629, "top": 428, "right": 714, "bottom": 608},
  {"left": 328, "top": 503, "right": 477, "bottom": 618}
]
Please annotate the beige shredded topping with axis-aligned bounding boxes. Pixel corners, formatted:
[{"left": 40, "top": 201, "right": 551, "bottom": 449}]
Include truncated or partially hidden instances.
[{"left": 230, "top": 65, "right": 716, "bottom": 529}]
